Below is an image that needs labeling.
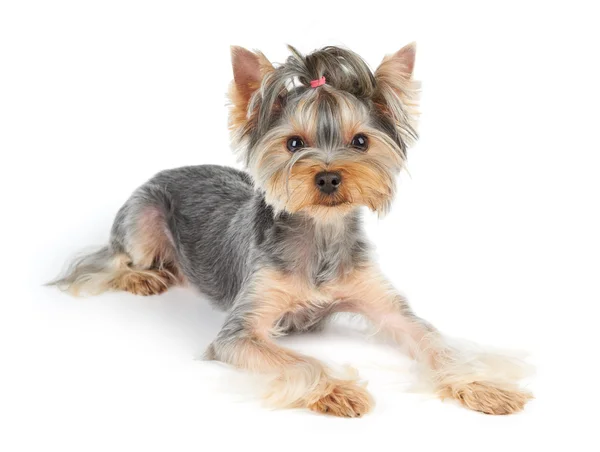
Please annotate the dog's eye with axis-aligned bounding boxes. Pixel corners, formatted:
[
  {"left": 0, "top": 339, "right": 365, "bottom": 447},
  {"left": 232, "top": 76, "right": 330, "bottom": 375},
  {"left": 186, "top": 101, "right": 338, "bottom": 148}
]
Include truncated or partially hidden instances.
[
  {"left": 286, "top": 136, "right": 305, "bottom": 152},
  {"left": 350, "top": 134, "right": 369, "bottom": 151}
]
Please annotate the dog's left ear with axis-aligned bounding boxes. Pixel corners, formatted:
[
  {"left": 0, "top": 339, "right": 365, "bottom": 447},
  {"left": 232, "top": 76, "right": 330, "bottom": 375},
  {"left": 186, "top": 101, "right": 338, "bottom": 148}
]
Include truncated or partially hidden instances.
[
  {"left": 375, "top": 42, "right": 416, "bottom": 80},
  {"left": 229, "top": 46, "right": 274, "bottom": 135},
  {"left": 373, "top": 43, "right": 420, "bottom": 144}
]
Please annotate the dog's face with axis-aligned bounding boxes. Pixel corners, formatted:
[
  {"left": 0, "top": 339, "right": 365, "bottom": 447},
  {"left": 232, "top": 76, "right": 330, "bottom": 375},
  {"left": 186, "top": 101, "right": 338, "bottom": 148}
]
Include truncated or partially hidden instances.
[{"left": 229, "top": 45, "right": 419, "bottom": 221}]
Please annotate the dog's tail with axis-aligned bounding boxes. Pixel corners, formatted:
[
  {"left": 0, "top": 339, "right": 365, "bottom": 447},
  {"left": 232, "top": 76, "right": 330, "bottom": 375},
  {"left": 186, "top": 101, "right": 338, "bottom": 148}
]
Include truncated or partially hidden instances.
[{"left": 47, "top": 246, "right": 131, "bottom": 296}]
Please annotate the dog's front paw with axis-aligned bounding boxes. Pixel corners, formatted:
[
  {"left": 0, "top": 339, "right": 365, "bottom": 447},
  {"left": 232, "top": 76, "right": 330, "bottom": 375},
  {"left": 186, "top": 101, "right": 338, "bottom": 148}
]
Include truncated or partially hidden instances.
[
  {"left": 307, "top": 380, "right": 374, "bottom": 418},
  {"left": 440, "top": 381, "right": 532, "bottom": 415}
]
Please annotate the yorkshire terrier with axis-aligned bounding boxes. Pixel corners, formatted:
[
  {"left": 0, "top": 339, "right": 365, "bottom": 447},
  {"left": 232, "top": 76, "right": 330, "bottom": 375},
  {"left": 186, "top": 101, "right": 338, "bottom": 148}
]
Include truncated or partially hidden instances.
[{"left": 51, "top": 43, "right": 532, "bottom": 417}]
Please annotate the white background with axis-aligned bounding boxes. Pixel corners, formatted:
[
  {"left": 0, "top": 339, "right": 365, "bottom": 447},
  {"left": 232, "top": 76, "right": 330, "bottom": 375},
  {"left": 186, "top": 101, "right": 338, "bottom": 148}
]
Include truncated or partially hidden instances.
[{"left": 2, "top": 1, "right": 599, "bottom": 451}]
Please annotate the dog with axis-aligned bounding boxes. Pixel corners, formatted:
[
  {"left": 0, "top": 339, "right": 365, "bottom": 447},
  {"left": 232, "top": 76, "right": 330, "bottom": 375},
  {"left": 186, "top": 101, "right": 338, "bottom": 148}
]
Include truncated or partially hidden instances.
[{"left": 50, "top": 43, "right": 532, "bottom": 417}]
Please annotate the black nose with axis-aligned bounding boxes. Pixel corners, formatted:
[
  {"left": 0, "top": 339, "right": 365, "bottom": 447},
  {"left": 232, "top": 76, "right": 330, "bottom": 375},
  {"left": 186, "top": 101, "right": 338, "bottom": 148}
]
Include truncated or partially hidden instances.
[{"left": 315, "top": 171, "right": 342, "bottom": 194}]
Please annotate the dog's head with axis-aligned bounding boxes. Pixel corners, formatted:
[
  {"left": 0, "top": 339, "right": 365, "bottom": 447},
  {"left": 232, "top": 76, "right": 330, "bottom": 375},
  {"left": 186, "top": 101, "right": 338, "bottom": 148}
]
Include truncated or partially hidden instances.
[{"left": 228, "top": 44, "right": 419, "bottom": 221}]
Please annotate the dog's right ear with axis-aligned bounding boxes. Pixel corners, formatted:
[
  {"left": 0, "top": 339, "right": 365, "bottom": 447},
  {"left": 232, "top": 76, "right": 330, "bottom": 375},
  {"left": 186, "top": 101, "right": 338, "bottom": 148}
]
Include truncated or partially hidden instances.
[{"left": 229, "top": 46, "right": 274, "bottom": 136}]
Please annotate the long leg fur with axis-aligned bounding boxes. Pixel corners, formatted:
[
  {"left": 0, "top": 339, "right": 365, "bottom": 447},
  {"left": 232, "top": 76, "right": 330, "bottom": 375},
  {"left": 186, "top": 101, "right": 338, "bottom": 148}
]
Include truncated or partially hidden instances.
[
  {"left": 329, "top": 264, "right": 533, "bottom": 415},
  {"left": 207, "top": 267, "right": 374, "bottom": 417}
]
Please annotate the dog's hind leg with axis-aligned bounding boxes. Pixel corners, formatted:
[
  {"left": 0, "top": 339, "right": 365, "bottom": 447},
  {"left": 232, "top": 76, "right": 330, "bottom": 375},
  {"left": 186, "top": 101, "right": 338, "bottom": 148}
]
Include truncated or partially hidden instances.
[
  {"left": 107, "top": 186, "right": 184, "bottom": 296},
  {"left": 111, "top": 200, "right": 182, "bottom": 295},
  {"left": 51, "top": 185, "right": 183, "bottom": 297}
]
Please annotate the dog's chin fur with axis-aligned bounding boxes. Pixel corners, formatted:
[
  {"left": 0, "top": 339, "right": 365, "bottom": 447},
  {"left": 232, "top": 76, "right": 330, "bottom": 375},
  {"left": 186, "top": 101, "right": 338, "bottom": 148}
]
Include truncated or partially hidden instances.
[
  {"left": 267, "top": 200, "right": 359, "bottom": 225},
  {"left": 50, "top": 43, "right": 533, "bottom": 417},
  {"left": 300, "top": 204, "right": 358, "bottom": 225}
]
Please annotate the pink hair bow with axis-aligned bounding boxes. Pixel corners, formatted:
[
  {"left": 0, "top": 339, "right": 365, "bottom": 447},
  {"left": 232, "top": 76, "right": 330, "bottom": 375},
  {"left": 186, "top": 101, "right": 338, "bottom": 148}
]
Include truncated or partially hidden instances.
[{"left": 310, "top": 76, "right": 326, "bottom": 88}]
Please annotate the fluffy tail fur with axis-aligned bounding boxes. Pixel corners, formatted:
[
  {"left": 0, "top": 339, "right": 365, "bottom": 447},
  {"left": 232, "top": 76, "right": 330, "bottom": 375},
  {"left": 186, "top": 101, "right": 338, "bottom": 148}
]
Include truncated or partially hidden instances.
[{"left": 47, "top": 246, "right": 129, "bottom": 296}]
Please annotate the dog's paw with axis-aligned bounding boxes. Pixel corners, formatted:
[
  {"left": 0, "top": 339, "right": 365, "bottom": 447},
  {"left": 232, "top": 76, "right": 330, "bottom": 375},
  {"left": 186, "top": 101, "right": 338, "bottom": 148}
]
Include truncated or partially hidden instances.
[
  {"left": 307, "top": 380, "right": 374, "bottom": 418},
  {"left": 440, "top": 381, "right": 532, "bottom": 415},
  {"left": 113, "top": 271, "right": 172, "bottom": 296}
]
